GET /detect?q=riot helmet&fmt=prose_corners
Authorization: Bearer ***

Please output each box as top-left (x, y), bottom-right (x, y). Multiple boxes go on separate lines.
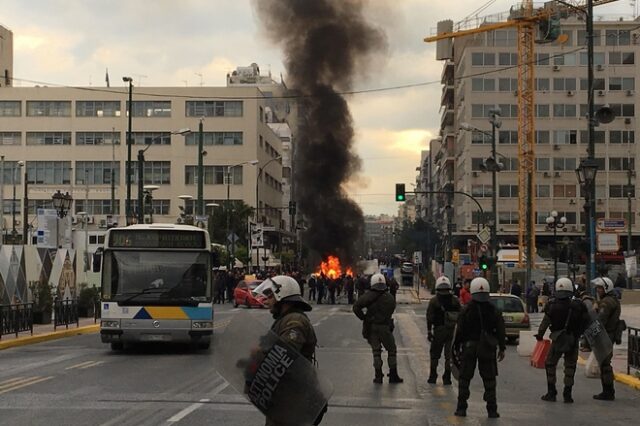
top-left (370, 273), bottom-right (388, 291)
top-left (470, 277), bottom-right (490, 302)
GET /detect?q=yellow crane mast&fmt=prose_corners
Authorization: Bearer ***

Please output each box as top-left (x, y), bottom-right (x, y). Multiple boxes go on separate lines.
top-left (425, 0), bottom-right (619, 267)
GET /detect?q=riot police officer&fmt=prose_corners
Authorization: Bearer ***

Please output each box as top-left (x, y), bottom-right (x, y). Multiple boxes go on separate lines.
top-left (353, 273), bottom-right (403, 384)
top-left (426, 276), bottom-right (461, 385)
top-left (592, 277), bottom-right (621, 401)
top-left (535, 277), bottom-right (589, 403)
top-left (453, 277), bottom-right (506, 418)
top-left (255, 275), bottom-right (327, 425)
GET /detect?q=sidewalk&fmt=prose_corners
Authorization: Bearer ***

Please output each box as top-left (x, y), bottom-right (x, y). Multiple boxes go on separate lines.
top-left (577, 304), bottom-right (640, 390)
top-left (0, 317), bottom-right (99, 351)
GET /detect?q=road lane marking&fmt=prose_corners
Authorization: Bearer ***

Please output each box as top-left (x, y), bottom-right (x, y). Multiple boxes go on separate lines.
top-left (66, 361), bottom-right (97, 370)
top-left (79, 361), bottom-right (106, 369)
top-left (0, 377), bottom-right (29, 390)
top-left (165, 381), bottom-right (229, 423)
top-left (0, 376), bottom-right (53, 395)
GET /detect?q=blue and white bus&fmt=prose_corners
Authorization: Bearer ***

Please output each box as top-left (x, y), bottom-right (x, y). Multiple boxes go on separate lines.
top-left (98, 224), bottom-right (213, 350)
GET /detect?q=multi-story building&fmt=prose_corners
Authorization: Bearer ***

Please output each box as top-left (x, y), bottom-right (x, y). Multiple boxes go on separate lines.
top-left (428, 13), bottom-right (639, 259)
top-left (0, 24), bottom-right (12, 87)
top-left (0, 83), bottom-right (286, 244)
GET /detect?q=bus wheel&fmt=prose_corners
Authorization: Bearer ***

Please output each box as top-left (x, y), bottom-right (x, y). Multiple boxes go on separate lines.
top-left (110, 342), bottom-right (124, 351)
top-left (198, 341), bottom-right (211, 350)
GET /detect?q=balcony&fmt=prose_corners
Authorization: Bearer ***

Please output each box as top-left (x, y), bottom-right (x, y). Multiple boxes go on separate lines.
top-left (441, 60), bottom-right (454, 85)
top-left (441, 83), bottom-right (454, 108)
top-left (440, 107), bottom-right (454, 127)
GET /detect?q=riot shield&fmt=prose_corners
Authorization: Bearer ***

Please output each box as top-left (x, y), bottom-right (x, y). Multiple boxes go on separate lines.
top-left (583, 319), bottom-right (613, 364)
top-left (213, 316), bottom-right (333, 426)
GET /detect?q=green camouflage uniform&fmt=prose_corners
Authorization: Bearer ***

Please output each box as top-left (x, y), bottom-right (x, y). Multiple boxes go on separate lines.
top-left (353, 289), bottom-right (397, 370)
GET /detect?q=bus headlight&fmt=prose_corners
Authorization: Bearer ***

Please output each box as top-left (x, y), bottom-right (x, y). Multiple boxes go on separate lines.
top-left (101, 320), bottom-right (120, 329)
top-left (192, 321), bottom-right (213, 329)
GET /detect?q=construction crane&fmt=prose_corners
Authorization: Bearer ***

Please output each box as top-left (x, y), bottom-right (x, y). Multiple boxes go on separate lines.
top-left (425, 0), bottom-right (619, 268)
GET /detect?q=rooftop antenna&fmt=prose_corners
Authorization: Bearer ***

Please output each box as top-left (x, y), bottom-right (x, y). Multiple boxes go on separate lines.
top-left (133, 74), bottom-right (148, 86)
top-left (195, 72), bottom-right (204, 86)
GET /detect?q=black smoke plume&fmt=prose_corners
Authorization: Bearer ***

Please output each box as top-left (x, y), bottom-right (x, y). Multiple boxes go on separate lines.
top-left (254, 0), bottom-right (386, 265)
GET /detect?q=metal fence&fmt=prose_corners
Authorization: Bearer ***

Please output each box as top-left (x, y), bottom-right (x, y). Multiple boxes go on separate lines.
top-left (0, 303), bottom-right (34, 340)
top-left (629, 326), bottom-right (640, 375)
top-left (53, 299), bottom-right (79, 331)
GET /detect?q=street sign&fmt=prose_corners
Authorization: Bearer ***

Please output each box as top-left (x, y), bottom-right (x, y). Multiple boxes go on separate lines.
top-left (477, 227), bottom-right (491, 244)
top-left (597, 219), bottom-right (626, 230)
top-left (596, 233), bottom-right (620, 252)
top-left (227, 232), bottom-right (240, 244)
top-left (625, 250), bottom-right (637, 278)
top-left (262, 226), bottom-right (276, 232)
top-left (412, 251), bottom-right (422, 265)
top-left (451, 249), bottom-right (459, 264)
top-left (251, 224), bottom-right (264, 247)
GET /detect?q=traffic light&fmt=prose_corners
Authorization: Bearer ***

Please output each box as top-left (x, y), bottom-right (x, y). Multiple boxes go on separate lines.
top-left (479, 254), bottom-right (489, 271)
top-left (395, 183), bottom-right (406, 202)
top-left (288, 201), bottom-right (297, 216)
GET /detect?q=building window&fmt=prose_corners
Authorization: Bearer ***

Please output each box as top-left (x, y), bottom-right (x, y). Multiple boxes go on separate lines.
top-left (184, 165), bottom-right (243, 185)
top-left (0, 101), bottom-right (21, 116)
top-left (489, 30), bottom-right (517, 47)
top-left (536, 185), bottom-right (550, 198)
top-left (610, 184), bottom-right (635, 198)
top-left (26, 161), bottom-right (72, 184)
top-left (2, 162), bottom-right (23, 184)
top-left (498, 130), bottom-right (517, 144)
top-left (471, 184), bottom-right (493, 198)
top-left (609, 51), bottom-right (634, 65)
top-left (129, 101), bottom-right (171, 117)
top-left (553, 157), bottom-right (577, 171)
top-left (185, 131), bottom-right (243, 146)
top-left (0, 132), bottom-right (21, 145)
top-left (76, 132), bottom-right (121, 145)
top-left (498, 78), bottom-right (517, 92)
top-left (553, 130), bottom-right (578, 144)
top-left (27, 199), bottom-right (54, 215)
top-left (536, 130), bottom-right (550, 144)
top-left (498, 211), bottom-right (519, 225)
top-left (582, 131), bottom-right (607, 145)
top-left (185, 100), bottom-right (243, 117)
top-left (609, 77), bottom-right (635, 91)
top-left (536, 158), bottom-right (550, 171)
top-left (76, 101), bottom-right (121, 117)
top-left (553, 53), bottom-right (576, 66)
top-left (610, 211), bottom-right (635, 225)
top-left (535, 78), bottom-right (550, 91)
top-left (579, 52), bottom-right (605, 65)
top-left (578, 29), bottom-right (601, 46)
top-left (471, 130), bottom-right (491, 144)
top-left (75, 200), bottom-right (120, 215)
top-left (2, 200), bottom-right (21, 215)
top-left (609, 157), bottom-right (635, 171)
top-left (609, 103), bottom-right (635, 117)
top-left (498, 185), bottom-right (518, 198)
top-left (503, 158), bottom-right (519, 171)
top-left (150, 199), bottom-right (170, 215)
top-left (471, 52), bottom-right (495, 66)
top-left (131, 161), bottom-right (171, 185)
top-left (605, 29), bottom-right (630, 46)
top-left (609, 130), bottom-right (634, 144)
top-left (553, 78), bottom-right (577, 91)
top-left (75, 161), bottom-right (120, 185)
top-left (580, 78), bottom-right (605, 91)
top-left (498, 52), bottom-right (518, 66)
top-left (535, 104), bottom-right (550, 118)
top-left (26, 132), bottom-right (71, 145)
top-left (471, 158), bottom-right (484, 171)
top-left (472, 78), bottom-right (496, 91)
top-left (553, 184), bottom-right (577, 198)
top-left (536, 53), bottom-right (550, 66)
top-left (132, 132), bottom-right (171, 146)
top-left (553, 104), bottom-right (577, 118)
top-left (26, 101), bottom-right (71, 117)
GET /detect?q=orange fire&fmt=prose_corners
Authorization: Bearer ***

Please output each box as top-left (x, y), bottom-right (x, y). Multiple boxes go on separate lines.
top-left (317, 255), bottom-right (353, 279)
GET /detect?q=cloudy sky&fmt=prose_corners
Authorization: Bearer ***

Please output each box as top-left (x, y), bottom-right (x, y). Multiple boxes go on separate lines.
top-left (2, 0), bottom-right (633, 215)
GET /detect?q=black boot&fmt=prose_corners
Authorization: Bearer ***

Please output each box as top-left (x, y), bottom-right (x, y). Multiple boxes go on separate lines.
top-left (373, 368), bottom-right (383, 384)
top-left (541, 383), bottom-right (557, 402)
top-left (487, 403), bottom-right (500, 418)
top-left (563, 386), bottom-right (574, 403)
top-left (388, 368), bottom-right (404, 384)
top-left (427, 364), bottom-right (438, 384)
top-left (454, 401), bottom-right (467, 417)
top-left (442, 369), bottom-right (452, 385)
top-left (593, 384), bottom-right (615, 401)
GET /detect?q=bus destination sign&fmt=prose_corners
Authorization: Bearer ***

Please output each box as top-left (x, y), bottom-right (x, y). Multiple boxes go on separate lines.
top-left (109, 230), bottom-right (206, 249)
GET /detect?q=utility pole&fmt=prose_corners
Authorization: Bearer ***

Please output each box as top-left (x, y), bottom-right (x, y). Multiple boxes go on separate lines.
top-left (586, 0), bottom-right (597, 284)
top-left (111, 127), bottom-right (116, 223)
top-left (628, 166), bottom-right (634, 289)
top-left (197, 118), bottom-right (204, 216)
top-left (489, 108), bottom-right (502, 292)
top-left (123, 77), bottom-right (133, 225)
top-left (22, 170), bottom-right (28, 245)
top-left (0, 156), bottom-right (4, 243)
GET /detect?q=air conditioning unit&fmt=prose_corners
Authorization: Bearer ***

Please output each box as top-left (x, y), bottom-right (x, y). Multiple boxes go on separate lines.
top-left (554, 171), bottom-right (561, 177)
top-left (597, 198), bottom-right (604, 204)
top-left (98, 219), bottom-right (107, 229)
top-left (72, 216), bottom-right (78, 225)
top-left (87, 216), bottom-right (95, 224)
top-left (625, 117), bottom-right (632, 124)
top-left (596, 64), bottom-right (604, 71)
top-left (513, 90), bottom-right (518, 96)
top-left (597, 90), bottom-right (605, 96)
top-left (567, 90), bottom-right (574, 96)
top-left (627, 89), bottom-right (635, 96)
top-left (569, 199), bottom-right (576, 205)
top-left (176, 217), bottom-right (184, 224)
top-left (472, 171), bottom-right (479, 177)
top-left (553, 65), bottom-right (561, 71)
top-left (543, 171), bottom-right (550, 177)
top-left (553, 144), bottom-right (561, 150)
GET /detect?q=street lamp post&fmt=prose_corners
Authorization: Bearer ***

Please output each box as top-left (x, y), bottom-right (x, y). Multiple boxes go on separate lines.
top-left (12, 161), bottom-right (23, 243)
top-left (137, 129), bottom-right (191, 223)
top-left (255, 157), bottom-right (281, 271)
top-left (123, 76), bottom-right (133, 225)
top-left (197, 118), bottom-right (205, 217)
top-left (576, 158), bottom-right (599, 290)
top-left (178, 195), bottom-right (193, 225)
top-left (51, 190), bottom-right (73, 248)
top-left (546, 211), bottom-right (567, 283)
top-left (206, 202), bottom-right (220, 244)
top-left (627, 167), bottom-right (634, 289)
top-left (143, 185), bottom-right (159, 224)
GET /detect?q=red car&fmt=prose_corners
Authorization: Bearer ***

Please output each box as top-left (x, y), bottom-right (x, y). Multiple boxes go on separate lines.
top-left (233, 280), bottom-right (267, 308)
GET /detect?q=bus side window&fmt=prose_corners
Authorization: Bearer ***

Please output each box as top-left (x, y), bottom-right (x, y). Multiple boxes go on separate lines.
top-left (93, 248), bottom-right (104, 273)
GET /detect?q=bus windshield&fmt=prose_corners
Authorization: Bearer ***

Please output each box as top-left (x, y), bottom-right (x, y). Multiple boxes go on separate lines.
top-left (103, 251), bottom-right (210, 305)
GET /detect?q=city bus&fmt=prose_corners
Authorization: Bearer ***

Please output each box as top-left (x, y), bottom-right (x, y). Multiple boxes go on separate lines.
top-left (98, 224), bottom-right (214, 350)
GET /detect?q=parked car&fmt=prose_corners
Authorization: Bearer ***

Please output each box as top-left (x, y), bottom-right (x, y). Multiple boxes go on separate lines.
top-left (233, 280), bottom-right (267, 308)
top-left (400, 262), bottom-right (414, 275)
top-left (489, 293), bottom-right (530, 343)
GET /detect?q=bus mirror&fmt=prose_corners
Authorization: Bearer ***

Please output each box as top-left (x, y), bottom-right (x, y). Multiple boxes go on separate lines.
top-left (92, 248), bottom-right (103, 273)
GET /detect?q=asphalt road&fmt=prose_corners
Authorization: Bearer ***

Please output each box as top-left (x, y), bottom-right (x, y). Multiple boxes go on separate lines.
top-left (0, 299), bottom-right (638, 425)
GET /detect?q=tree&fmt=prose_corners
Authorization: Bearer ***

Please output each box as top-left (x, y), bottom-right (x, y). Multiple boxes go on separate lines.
top-left (395, 218), bottom-right (444, 264)
top-left (207, 201), bottom-right (254, 248)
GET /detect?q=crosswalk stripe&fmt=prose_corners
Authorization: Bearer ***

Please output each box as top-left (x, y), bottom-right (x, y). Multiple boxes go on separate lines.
top-left (0, 376), bottom-right (53, 395)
